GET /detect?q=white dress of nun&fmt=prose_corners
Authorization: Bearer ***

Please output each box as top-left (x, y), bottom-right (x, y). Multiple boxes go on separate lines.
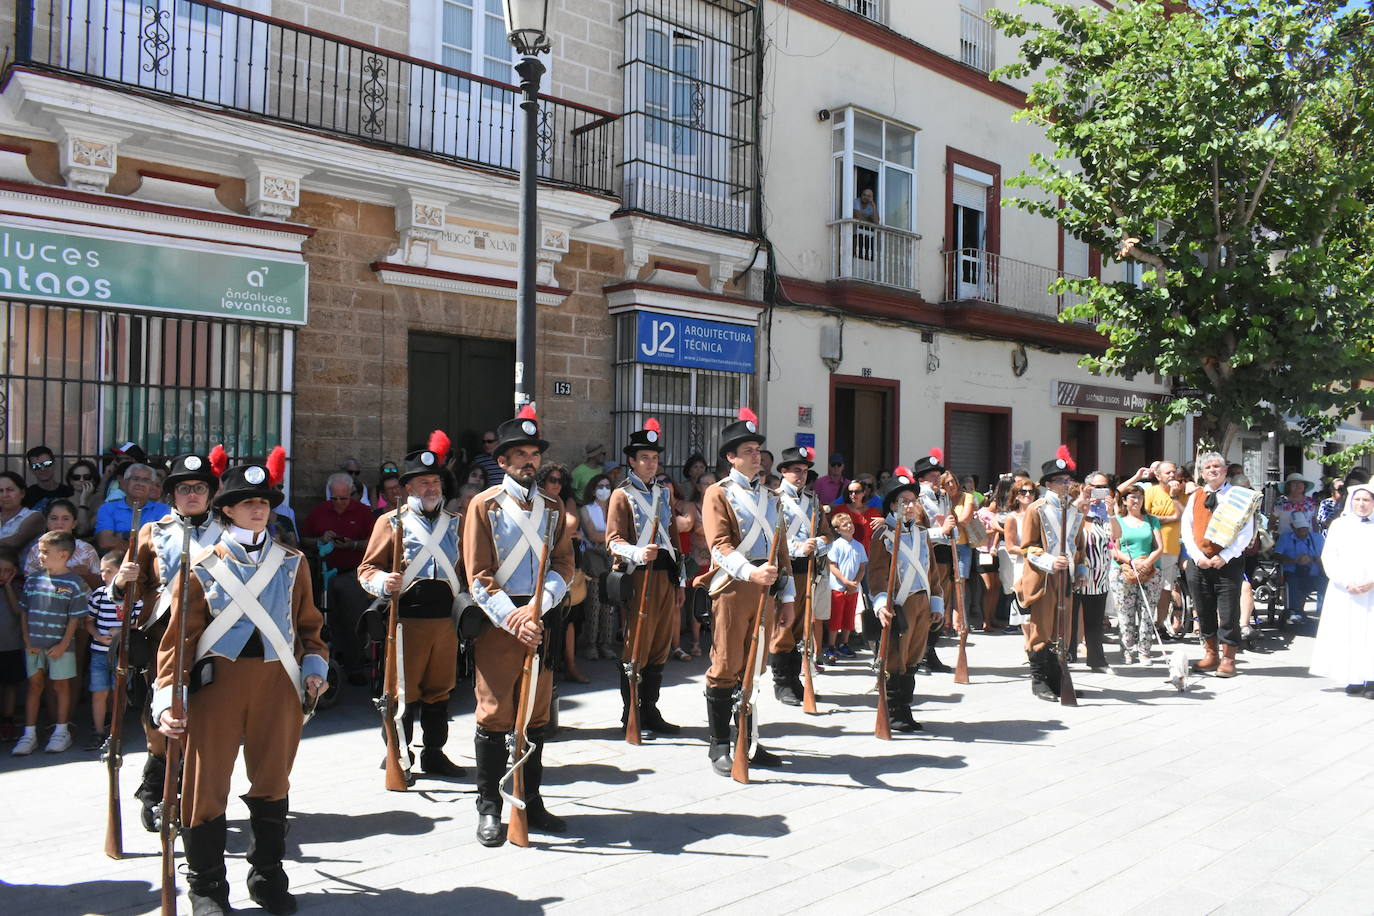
top-left (1309, 484), bottom-right (1374, 686)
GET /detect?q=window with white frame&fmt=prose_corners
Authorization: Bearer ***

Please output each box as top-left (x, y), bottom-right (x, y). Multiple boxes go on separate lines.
top-left (439, 0), bottom-right (514, 83)
top-left (831, 108), bottom-right (918, 231)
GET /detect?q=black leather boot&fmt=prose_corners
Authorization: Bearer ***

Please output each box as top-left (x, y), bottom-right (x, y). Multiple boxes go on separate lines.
top-left (892, 673), bottom-right (922, 732)
top-left (639, 664), bottom-right (680, 735)
top-left (771, 653), bottom-right (801, 706)
top-left (924, 639), bottom-right (952, 674)
top-left (473, 727), bottom-right (508, 847)
top-left (418, 701), bottom-right (465, 777)
top-left (705, 686), bottom-right (734, 776)
top-left (1029, 650), bottom-right (1056, 701)
top-left (135, 752), bottom-right (166, 832)
top-left (618, 667), bottom-right (635, 728)
top-left (244, 796), bottom-right (295, 915)
top-left (522, 726), bottom-right (566, 833)
top-left (183, 814), bottom-right (233, 916)
top-left (786, 649), bottom-right (805, 702)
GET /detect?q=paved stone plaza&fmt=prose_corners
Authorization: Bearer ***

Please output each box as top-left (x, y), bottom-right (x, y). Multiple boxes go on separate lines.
top-left (4, 610), bottom-right (1372, 916)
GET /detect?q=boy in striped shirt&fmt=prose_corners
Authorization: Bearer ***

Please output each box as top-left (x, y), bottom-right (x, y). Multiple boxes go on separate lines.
top-left (14, 531), bottom-right (89, 756)
top-left (86, 551), bottom-right (140, 750)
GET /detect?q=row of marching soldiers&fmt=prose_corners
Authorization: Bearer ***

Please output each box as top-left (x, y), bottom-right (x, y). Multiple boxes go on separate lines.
top-left (109, 405), bottom-right (1091, 916)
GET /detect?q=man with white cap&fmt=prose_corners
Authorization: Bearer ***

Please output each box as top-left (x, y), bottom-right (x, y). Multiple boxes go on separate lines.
top-left (1273, 510), bottom-right (1326, 623)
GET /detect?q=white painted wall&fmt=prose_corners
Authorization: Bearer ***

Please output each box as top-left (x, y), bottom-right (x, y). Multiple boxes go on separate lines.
top-left (763, 307), bottom-right (1183, 478)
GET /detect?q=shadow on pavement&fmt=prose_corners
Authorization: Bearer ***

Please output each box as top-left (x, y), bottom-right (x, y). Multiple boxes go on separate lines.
top-left (302, 876), bottom-right (562, 914)
top-left (768, 750), bottom-right (968, 790)
top-left (1, 878), bottom-right (159, 914)
top-left (286, 809), bottom-right (454, 846)
top-left (542, 762), bottom-right (653, 787)
top-left (558, 806), bottom-right (788, 855)
top-left (922, 717), bottom-right (1068, 744)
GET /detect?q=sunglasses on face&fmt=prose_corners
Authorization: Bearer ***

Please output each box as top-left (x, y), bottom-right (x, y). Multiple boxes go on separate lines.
top-left (1018, 489), bottom-right (1035, 495)
top-left (30, 459), bottom-right (54, 470)
top-left (483, 438), bottom-right (497, 444)
top-left (175, 483), bottom-right (210, 496)
top-left (546, 476), bottom-right (565, 484)
top-left (70, 473), bottom-right (93, 481)
top-left (346, 469), bottom-right (361, 476)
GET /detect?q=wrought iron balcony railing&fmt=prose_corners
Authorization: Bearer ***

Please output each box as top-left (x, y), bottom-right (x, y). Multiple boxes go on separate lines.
top-left (959, 8), bottom-right (996, 73)
top-left (942, 248), bottom-right (1088, 319)
top-left (828, 0), bottom-right (887, 24)
top-left (830, 219), bottom-right (920, 291)
top-left (11, 0), bottom-right (618, 196)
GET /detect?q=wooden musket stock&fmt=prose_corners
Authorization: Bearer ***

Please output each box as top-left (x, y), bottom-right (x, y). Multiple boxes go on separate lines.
top-left (160, 520), bottom-right (192, 915)
top-left (381, 510), bottom-right (410, 792)
top-left (104, 505), bottom-right (142, 859)
top-left (624, 516), bottom-right (660, 745)
top-left (508, 510), bottom-right (556, 848)
top-left (732, 511), bottom-right (788, 783)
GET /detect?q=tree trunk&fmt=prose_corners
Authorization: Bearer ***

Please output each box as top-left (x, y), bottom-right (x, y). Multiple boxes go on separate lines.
top-left (1193, 412), bottom-right (1237, 465)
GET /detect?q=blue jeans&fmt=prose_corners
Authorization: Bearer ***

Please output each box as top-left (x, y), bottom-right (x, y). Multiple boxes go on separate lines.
top-left (1284, 569), bottom-right (1326, 615)
top-left (955, 544), bottom-right (972, 579)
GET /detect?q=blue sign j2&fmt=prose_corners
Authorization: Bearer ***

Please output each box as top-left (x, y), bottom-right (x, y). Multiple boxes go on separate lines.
top-left (635, 311), bottom-right (756, 373)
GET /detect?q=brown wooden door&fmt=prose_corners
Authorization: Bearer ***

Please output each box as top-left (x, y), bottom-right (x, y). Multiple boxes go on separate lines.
top-left (408, 332), bottom-right (513, 465)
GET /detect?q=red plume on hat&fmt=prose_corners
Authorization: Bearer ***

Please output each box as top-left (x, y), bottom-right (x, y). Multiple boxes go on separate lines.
top-left (1056, 444), bottom-right (1077, 472)
top-left (644, 417), bottom-right (661, 434)
top-left (426, 430), bottom-right (451, 465)
top-left (265, 446), bottom-right (287, 486)
top-left (929, 447), bottom-right (944, 465)
top-left (737, 407), bottom-right (758, 424)
top-left (894, 465), bottom-right (913, 481)
top-left (208, 444), bottom-right (228, 478)
top-left (517, 404), bottom-right (538, 422)
top-left (801, 446), bottom-right (813, 461)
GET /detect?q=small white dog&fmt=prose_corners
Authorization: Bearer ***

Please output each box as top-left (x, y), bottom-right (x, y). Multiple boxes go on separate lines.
top-left (1167, 648), bottom-right (1189, 692)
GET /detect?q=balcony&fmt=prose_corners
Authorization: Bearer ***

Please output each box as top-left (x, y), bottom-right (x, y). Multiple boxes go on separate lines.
top-left (828, 0), bottom-right (888, 24)
top-left (959, 9), bottom-right (996, 73)
top-left (941, 249), bottom-right (1088, 319)
top-left (10, 0), bottom-right (618, 196)
top-left (831, 220), bottom-right (920, 291)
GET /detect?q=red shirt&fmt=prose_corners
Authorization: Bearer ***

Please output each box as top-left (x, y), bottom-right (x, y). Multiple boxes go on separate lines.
top-left (831, 503), bottom-right (883, 552)
top-left (302, 498), bottom-right (376, 571)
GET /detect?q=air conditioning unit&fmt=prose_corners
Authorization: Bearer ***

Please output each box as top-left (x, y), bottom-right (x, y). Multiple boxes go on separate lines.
top-left (625, 177), bottom-right (751, 235)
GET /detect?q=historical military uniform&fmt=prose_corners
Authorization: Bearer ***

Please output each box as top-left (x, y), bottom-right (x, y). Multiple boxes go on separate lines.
top-left (695, 410), bottom-right (796, 776)
top-left (1015, 453), bottom-right (1085, 701)
top-left (607, 419), bottom-right (683, 736)
top-left (153, 456), bottom-right (328, 916)
top-left (769, 446), bottom-right (829, 706)
top-left (358, 437), bottom-right (466, 777)
top-left (462, 408), bottom-right (575, 847)
top-left (111, 451), bottom-right (223, 832)
top-left (913, 452), bottom-right (953, 673)
top-left (868, 470), bottom-right (937, 732)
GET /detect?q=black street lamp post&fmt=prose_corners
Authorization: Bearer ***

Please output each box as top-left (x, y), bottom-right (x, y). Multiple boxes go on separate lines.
top-left (503, 0), bottom-right (552, 410)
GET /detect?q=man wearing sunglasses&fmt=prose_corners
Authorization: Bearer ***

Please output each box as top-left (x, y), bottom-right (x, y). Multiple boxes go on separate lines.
top-left (112, 451), bottom-right (225, 831)
top-left (470, 431), bottom-right (505, 489)
top-left (22, 446), bottom-right (73, 513)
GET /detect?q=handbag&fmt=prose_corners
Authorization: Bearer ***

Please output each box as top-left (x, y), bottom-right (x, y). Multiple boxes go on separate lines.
top-left (579, 542), bottom-right (612, 579)
top-left (568, 569), bottom-right (588, 606)
top-left (1121, 561), bottom-right (1158, 584)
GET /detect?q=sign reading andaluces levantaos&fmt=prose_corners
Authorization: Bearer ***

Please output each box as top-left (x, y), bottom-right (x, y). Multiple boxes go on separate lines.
top-left (0, 221), bottom-right (308, 324)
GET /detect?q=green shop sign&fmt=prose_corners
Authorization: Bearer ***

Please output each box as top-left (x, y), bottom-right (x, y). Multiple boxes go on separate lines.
top-left (0, 221), bottom-right (308, 324)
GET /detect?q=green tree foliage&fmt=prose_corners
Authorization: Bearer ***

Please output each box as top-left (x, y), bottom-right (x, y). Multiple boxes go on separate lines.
top-left (989, 0), bottom-right (1374, 461)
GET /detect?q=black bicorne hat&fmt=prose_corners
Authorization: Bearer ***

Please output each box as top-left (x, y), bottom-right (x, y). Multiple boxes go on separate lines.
top-left (910, 448), bottom-right (945, 479)
top-left (776, 445), bottom-right (816, 471)
top-left (1039, 445), bottom-right (1080, 484)
top-left (401, 430), bottom-right (451, 483)
top-left (624, 417), bottom-right (666, 456)
top-left (164, 451), bottom-right (221, 494)
top-left (214, 446), bottom-right (285, 509)
top-left (719, 407), bottom-right (766, 459)
top-left (492, 406), bottom-right (550, 458)
top-left (879, 466), bottom-right (922, 514)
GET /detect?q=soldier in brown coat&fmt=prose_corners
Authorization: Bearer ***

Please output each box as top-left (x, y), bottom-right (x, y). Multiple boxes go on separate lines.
top-left (694, 409), bottom-right (796, 776)
top-left (1015, 449), bottom-right (1085, 701)
top-left (462, 407), bottom-right (575, 847)
top-left (607, 418), bottom-right (692, 736)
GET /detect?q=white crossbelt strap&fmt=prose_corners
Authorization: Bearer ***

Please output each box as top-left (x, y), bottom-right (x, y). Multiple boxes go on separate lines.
top-left (627, 486), bottom-right (670, 554)
top-left (195, 547), bottom-right (303, 702)
top-left (148, 523), bottom-right (223, 626)
top-left (731, 482), bottom-right (773, 558)
top-left (779, 490), bottom-right (808, 544)
top-left (895, 528), bottom-right (929, 602)
top-left (399, 510), bottom-right (461, 594)
top-left (493, 492), bottom-right (548, 589)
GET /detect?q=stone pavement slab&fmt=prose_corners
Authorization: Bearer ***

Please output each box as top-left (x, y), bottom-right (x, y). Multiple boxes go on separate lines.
top-left (2, 607), bottom-right (1372, 916)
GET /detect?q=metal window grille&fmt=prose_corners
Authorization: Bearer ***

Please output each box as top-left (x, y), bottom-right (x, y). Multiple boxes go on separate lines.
top-left (0, 299), bottom-right (292, 468)
top-left (829, 0), bottom-right (885, 23)
top-left (621, 0), bottom-right (760, 235)
top-left (612, 313), bottom-right (751, 476)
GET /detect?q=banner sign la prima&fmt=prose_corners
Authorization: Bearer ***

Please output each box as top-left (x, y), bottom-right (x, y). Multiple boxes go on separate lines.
top-left (0, 221), bottom-right (308, 324)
